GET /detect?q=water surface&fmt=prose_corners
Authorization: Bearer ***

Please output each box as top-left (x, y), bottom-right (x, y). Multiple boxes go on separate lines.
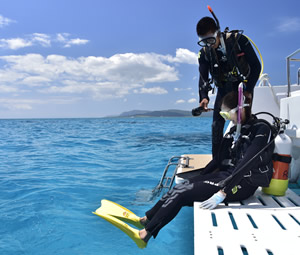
top-left (0, 117), bottom-right (212, 255)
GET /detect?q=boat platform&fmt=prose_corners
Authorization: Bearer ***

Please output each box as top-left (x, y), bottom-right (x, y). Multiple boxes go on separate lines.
top-left (156, 154), bottom-right (300, 254)
top-left (194, 188), bottom-right (300, 255)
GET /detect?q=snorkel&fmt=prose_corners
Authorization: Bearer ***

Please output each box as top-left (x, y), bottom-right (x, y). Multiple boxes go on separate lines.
top-left (207, 5), bottom-right (227, 57)
top-left (234, 83), bottom-right (244, 141)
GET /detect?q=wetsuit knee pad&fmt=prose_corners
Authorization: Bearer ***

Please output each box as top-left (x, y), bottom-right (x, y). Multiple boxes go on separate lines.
top-left (161, 181), bottom-right (194, 206)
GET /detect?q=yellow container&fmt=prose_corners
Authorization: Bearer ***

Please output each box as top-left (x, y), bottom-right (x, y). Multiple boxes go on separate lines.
top-left (262, 178), bottom-right (289, 196)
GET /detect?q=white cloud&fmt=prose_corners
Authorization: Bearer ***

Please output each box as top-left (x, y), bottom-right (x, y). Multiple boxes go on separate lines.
top-left (166, 48), bottom-right (198, 65)
top-left (31, 33), bottom-right (51, 47)
top-left (174, 87), bottom-right (192, 92)
top-left (56, 33), bottom-right (89, 48)
top-left (22, 76), bottom-right (51, 86)
top-left (0, 51), bottom-right (182, 100)
top-left (56, 33), bottom-right (70, 42)
top-left (64, 38), bottom-right (89, 48)
top-left (0, 69), bottom-right (27, 83)
top-left (41, 80), bottom-right (135, 100)
top-left (0, 85), bottom-right (18, 93)
top-left (0, 98), bottom-right (35, 110)
top-left (0, 38), bottom-right (32, 50)
top-left (0, 97), bottom-right (80, 111)
top-left (134, 87), bottom-right (168, 95)
top-left (277, 17), bottom-right (300, 33)
top-left (188, 98), bottom-right (197, 103)
top-left (176, 99), bottom-right (185, 104)
top-left (0, 15), bottom-right (15, 28)
top-left (0, 48), bottom-right (198, 112)
top-left (0, 33), bottom-right (89, 50)
top-left (104, 53), bottom-right (178, 83)
top-left (12, 104), bottom-right (33, 110)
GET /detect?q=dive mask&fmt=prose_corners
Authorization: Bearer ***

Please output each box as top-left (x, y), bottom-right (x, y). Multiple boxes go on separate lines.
top-left (219, 107), bottom-right (238, 120)
top-left (197, 31), bottom-right (218, 47)
top-left (219, 104), bottom-right (250, 120)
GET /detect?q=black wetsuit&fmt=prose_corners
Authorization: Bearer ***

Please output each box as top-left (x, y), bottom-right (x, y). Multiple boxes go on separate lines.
top-left (145, 118), bottom-right (274, 238)
top-left (198, 34), bottom-right (261, 158)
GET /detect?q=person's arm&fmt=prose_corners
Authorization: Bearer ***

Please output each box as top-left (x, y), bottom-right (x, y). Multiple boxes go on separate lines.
top-left (223, 123), bottom-right (272, 194)
top-left (238, 35), bottom-right (261, 93)
top-left (198, 49), bottom-right (210, 105)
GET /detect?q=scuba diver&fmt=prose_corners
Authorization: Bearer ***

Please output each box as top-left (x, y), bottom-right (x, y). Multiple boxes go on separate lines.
top-left (94, 91), bottom-right (275, 248)
top-left (196, 12), bottom-right (261, 158)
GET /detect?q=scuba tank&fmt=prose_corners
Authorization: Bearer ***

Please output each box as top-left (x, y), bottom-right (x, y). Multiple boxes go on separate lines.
top-left (262, 130), bottom-right (292, 196)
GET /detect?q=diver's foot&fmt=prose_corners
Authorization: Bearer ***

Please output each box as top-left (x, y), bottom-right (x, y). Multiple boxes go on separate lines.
top-left (139, 229), bottom-right (151, 243)
top-left (139, 216), bottom-right (149, 227)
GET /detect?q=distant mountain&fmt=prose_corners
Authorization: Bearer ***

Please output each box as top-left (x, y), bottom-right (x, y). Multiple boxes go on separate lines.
top-left (116, 109), bottom-right (213, 117)
top-left (119, 110), bottom-right (151, 117)
top-left (132, 109), bottom-right (192, 117)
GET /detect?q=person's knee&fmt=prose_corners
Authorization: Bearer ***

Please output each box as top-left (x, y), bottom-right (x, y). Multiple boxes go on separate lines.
top-left (162, 182), bottom-right (194, 207)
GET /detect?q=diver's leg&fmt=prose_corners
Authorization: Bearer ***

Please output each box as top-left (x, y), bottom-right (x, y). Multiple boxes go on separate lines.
top-left (145, 178), bottom-right (222, 238)
top-left (145, 172), bottom-right (226, 223)
top-left (145, 179), bottom-right (199, 221)
top-left (212, 92), bottom-right (225, 158)
top-left (145, 199), bottom-right (165, 221)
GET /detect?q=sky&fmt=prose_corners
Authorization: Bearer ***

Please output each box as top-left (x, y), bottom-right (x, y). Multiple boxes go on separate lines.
top-left (0, 0), bottom-right (299, 118)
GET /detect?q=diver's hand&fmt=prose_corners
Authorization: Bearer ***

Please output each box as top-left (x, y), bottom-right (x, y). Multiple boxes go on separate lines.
top-left (199, 99), bottom-right (209, 111)
top-left (199, 190), bottom-right (226, 210)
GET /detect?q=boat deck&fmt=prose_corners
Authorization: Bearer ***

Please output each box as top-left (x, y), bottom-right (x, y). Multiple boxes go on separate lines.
top-left (194, 188), bottom-right (300, 255)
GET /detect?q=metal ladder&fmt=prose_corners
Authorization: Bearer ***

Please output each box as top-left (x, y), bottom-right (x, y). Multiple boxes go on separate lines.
top-left (152, 156), bottom-right (191, 198)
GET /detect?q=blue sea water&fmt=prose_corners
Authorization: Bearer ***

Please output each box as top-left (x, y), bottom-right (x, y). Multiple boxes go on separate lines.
top-left (0, 117), bottom-right (213, 255)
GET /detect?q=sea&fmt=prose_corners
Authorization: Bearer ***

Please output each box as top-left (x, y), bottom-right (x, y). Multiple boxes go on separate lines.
top-left (0, 117), bottom-right (213, 255)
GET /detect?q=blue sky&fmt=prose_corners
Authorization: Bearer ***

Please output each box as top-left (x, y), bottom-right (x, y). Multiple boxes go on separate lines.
top-left (0, 0), bottom-right (299, 118)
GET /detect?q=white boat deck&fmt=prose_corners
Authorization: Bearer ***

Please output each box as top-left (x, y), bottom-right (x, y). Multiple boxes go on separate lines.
top-left (194, 188), bottom-right (300, 255)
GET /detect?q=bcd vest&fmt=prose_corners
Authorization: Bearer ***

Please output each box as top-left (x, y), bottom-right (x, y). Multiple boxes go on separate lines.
top-left (217, 118), bottom-right (275, 187)
top-left (204, 32), bottom-right (250, 88)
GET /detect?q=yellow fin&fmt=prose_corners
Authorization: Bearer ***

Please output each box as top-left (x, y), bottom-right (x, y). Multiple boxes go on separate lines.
top-left (93, 210), bottom-right (147, 249)
top-left (94, 199), bottom-right (144, 229)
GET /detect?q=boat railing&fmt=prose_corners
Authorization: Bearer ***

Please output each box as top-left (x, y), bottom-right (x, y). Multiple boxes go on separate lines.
top-left (287, 48), bottom-right (300, 96)
top-left (257, 73), bottom-right (280, 106)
